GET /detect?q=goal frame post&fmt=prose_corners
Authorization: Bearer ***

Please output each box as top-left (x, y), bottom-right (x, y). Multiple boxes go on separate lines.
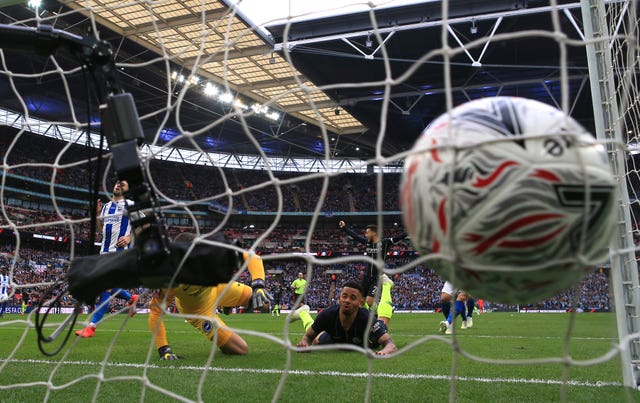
top-left (581, 0), bottom-right (640, 389)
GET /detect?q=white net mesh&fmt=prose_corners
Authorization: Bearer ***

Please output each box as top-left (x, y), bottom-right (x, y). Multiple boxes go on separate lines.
top-left (600, 0), bottom-right (640, 388)
top-left (0, 0), bottom-right (638, 401)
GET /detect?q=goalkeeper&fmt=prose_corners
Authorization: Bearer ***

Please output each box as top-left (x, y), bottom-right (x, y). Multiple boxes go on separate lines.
top-left (150, 233), bottom-right (272, 359)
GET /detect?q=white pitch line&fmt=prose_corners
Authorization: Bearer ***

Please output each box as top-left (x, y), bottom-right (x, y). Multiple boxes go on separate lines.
top-left (0, 358), bottom-right (622, 389)
top-left (403, 334), bottom-right (617, 341)
top-left (0, 326), bottom-right (617, 341)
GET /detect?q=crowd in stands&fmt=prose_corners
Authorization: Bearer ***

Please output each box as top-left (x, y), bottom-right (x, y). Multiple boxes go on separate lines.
top-left (0, 203), bottom-right (410, 257)
top-left (0, 206), bottom-right (91, 242)
top-left (518, 270), bottom-right (611, 311)
top-left (0, 240), bottom-right (613, 315)
top-left (225, 225), bottom-right (408, 255)
top-left (1, 132), bottom-right (408, 258)
top-left (0, 245), bottom-right (151, 311)
top-left (263, 260), bottom-right (612, 312)
top-left (0, 131), bottom-right (620, 316)
top-left (1, 131), bottom-right (401, 214)
top-left (0, 245), bottom-right (71, 309)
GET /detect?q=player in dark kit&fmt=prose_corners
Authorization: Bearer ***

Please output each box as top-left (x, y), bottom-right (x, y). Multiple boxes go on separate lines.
top-left (338, 221), bottom-right (407, 326)
top-left (294, 281), bottom-right (396, 355)
top-left (270, 281), bottom-right (282, 317)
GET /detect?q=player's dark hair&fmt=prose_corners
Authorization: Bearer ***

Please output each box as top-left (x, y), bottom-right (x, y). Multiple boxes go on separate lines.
top-left (342, 280), bottom-right (364, 296)
top-left (365, 224), bottom-right (377, 233)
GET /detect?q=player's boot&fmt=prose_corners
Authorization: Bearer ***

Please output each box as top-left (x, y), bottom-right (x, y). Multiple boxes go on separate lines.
top-left (290, 304), bottom-right (310, 321)
top-left (445, 322), bottom-right (453, 335)
top-left (461, 320), bottom-right (468, 330)
top-left (380, 273), bottom-right (395, 288)
top-left (467, 317), bottom-right (473, 328)
top-left (75, 325), bottom-right (96, 338)
top-left (439, 320), bottom-right (448, 334)
top-left (126, 295), bottom-right (139, 317)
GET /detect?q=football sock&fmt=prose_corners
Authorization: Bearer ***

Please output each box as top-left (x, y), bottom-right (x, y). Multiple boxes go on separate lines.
top-left (299, 310), bottom-right (314, 331)
top-left (466, 298), bottom-right (475, 318)
top-left (441, 300), bottom-right (451, 320)
top-left (91, 288), bottom-right (131, 327)
top-left (448, 300), bottom-right (467, 324)
top-left (112, 288), bottom-right (132, 301)
top-left (446, 304), bottom-right (455, 324)
top-left (90, 291), bottom-right (112, 325)
top-left (91, 288), bottom-right (133, 325)
top-left (377, 282), bottom-right (393, 320)
top-left (457, 300), bottom-right (467, 321)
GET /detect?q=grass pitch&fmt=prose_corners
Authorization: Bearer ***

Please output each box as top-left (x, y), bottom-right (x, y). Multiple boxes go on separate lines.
top-left (0, 311), bottom-right (638, 402)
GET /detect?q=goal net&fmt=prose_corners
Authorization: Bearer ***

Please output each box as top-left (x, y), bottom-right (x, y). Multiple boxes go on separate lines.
top-left (0, 0), bottom-right (638, 401)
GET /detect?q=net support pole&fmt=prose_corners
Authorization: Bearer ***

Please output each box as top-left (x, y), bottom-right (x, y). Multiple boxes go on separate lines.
top-left (581, 0), bottom-right (640, 389)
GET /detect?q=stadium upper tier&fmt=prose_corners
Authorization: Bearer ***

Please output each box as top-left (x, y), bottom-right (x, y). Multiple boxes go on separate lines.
top-left (0, 129), bottom-right (401, 214)
top-left (0, 202), bottom-right (409, 255)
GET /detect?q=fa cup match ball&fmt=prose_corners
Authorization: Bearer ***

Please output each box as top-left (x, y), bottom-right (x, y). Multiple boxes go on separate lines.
top-left (400, 97), bottom-right (616, 303)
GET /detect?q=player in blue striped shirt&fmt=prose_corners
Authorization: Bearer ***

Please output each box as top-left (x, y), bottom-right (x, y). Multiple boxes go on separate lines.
top-left (76, 180), bottom-right (139, 338)
top-left (0, 268), bottom-right (9, 318)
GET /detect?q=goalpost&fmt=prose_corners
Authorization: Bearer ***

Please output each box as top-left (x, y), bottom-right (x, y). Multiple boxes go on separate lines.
top-left (581, 0), bottom-right (640, 388)
top-left (0, 0), bottom-right (640, 401)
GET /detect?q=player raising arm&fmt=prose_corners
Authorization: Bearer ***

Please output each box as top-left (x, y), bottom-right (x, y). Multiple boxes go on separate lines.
top-left (294, 280), bottom-right (396, 356)
top-left (338, 221), bottom-right (406, 326)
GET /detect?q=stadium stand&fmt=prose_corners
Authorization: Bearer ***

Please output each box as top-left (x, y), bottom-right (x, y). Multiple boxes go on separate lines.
top-left (0, 130), bottom-right (614, 314)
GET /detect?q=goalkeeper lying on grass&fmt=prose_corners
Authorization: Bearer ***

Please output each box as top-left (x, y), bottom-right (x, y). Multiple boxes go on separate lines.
top-left (149, 233), bottom-right (272, 359)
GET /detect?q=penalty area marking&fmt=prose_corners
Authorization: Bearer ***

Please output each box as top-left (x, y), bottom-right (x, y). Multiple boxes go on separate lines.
top-left (0, 358), bottom-right (622, 389)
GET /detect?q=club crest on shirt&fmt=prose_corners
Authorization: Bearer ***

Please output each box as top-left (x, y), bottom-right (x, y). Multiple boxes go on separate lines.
top-left (202, 320), bottom-right (213, 333)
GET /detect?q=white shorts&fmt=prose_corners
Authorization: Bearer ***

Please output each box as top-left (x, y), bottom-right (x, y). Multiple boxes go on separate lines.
top-left (0, 293), bottom-right (9, 303)
top-left (441, 281), bottom-right (456, 296)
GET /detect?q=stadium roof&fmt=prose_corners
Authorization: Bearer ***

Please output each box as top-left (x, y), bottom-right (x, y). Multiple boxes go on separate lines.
top-left (235, 0), bottom-right (432, 35)
top-left (62, 0), bottom-right (366, 134)
top-left (0, 0), bottom-right (605, 166)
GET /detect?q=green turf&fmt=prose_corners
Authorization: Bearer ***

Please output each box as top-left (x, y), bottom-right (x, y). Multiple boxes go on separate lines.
top-left (0, 312), bottom-right (638, 402)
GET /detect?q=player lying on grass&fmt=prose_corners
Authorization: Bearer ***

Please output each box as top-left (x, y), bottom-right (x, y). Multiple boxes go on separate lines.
top-left (293, 280), bottom-right (397, 355)
top-left (149, 233), bottom-right (272, 359)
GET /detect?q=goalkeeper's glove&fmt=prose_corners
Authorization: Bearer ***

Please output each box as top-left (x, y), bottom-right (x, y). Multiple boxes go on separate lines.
top-left (250, 279), bottom-right (273, 310)
top-left (158, 345), bottom-right (179, 360)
